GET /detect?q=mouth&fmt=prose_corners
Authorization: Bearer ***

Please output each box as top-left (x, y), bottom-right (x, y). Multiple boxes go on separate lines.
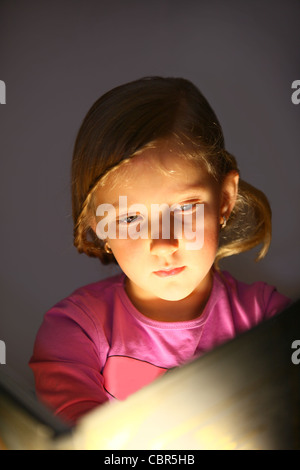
top-left (153, 266), bottom-right (186, 277)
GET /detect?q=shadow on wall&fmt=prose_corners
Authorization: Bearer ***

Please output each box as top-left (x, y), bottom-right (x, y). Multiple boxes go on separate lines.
top-left (220, 246), bottom-right (297, 301)
top-left (0, 275), bottom-right (46, 390)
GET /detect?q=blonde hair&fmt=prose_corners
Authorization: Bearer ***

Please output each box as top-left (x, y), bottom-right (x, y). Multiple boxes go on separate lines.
top-left (71, 77), bottom-right (271, 267)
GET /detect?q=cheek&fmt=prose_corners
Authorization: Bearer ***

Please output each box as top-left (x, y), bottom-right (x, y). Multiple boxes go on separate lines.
top-left (204, 212), bottom-right (220, 241)
top-left (203, 211), bottom-right (220, 256)
top-left (109, 239), bottom-right (145, 269)
top-left (182, 203), bottom-right (219, 254)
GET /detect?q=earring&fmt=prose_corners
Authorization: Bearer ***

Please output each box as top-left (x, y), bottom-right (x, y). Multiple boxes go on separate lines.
top-left (104, 241), bottom-right (113, 254)
top-left (221, 215), bottom-right (227, 229)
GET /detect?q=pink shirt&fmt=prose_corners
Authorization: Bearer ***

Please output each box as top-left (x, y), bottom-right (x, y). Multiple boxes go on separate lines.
top-left (29, 269), bottom-right (290, 425)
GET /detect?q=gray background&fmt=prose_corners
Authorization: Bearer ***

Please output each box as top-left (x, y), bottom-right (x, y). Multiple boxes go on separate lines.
top-left (0, 0), bottom-right (299, 388)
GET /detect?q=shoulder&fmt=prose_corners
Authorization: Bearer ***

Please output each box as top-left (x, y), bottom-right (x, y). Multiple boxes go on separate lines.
top-left (35, 272), bottom-right (126, 344)
top-left (67, 272), bottom-right (125, 312)
top-left (215, 269), bottom-right (291, 323)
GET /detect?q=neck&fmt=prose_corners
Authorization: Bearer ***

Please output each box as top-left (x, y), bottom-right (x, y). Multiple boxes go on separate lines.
top-left (125, 271), bottom-right (213, 322)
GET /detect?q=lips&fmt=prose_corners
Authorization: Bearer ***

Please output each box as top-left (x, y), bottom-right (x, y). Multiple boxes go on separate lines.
top-left (153, 266), bottom-right (186, 277)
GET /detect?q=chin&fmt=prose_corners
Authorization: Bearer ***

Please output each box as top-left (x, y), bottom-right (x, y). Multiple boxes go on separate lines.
top-left (156, 287), bottom-right (193, 302)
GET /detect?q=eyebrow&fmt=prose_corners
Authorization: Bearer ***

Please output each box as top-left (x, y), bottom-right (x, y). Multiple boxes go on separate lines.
top-left (111, 184), bottom-right (207, 208)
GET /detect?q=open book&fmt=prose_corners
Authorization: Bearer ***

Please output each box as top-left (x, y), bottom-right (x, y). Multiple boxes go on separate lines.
top-left (0, 298), bottom-right (300, 450)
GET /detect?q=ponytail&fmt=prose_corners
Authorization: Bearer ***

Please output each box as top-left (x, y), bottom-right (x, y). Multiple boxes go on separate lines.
top-left (215, 174), bottom-right (272, 268)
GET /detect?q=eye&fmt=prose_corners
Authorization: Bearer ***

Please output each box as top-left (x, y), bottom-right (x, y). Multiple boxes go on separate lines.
top-left (118, 214), bottom-right (141, 225)
top-left (173, 203), bottom-right (197, 214)
top-left (180, 203), bottom-right (194, 212)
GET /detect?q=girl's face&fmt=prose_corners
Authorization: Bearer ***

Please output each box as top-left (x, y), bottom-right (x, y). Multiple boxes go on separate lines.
top-left (92, 144), bottom-right (238, 316)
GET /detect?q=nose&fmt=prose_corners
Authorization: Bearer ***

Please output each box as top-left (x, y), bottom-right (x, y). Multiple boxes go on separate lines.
top-left (149, 210), bottom-right (179, 256)
top-left (150, 236), bottom-right (179, 256)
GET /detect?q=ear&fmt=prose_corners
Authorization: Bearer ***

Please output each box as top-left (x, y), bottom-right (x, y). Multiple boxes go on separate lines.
top-left (219, 170), bottom-right (239, 223)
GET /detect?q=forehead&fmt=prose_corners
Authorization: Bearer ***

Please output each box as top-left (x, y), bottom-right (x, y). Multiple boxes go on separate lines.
top-left (95, 144), bottom-right (214, 204)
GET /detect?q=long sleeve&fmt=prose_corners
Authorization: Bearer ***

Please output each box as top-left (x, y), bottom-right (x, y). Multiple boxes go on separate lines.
top-left (29, 299), bottom-right (110, 425)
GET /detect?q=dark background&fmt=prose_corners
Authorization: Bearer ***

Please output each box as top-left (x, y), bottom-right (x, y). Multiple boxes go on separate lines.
top-left (0, 0), bottom-right (299, 388)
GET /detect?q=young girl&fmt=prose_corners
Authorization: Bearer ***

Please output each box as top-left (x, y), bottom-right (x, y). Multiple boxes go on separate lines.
top-left (29, 77), bottom-right (290, 426)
